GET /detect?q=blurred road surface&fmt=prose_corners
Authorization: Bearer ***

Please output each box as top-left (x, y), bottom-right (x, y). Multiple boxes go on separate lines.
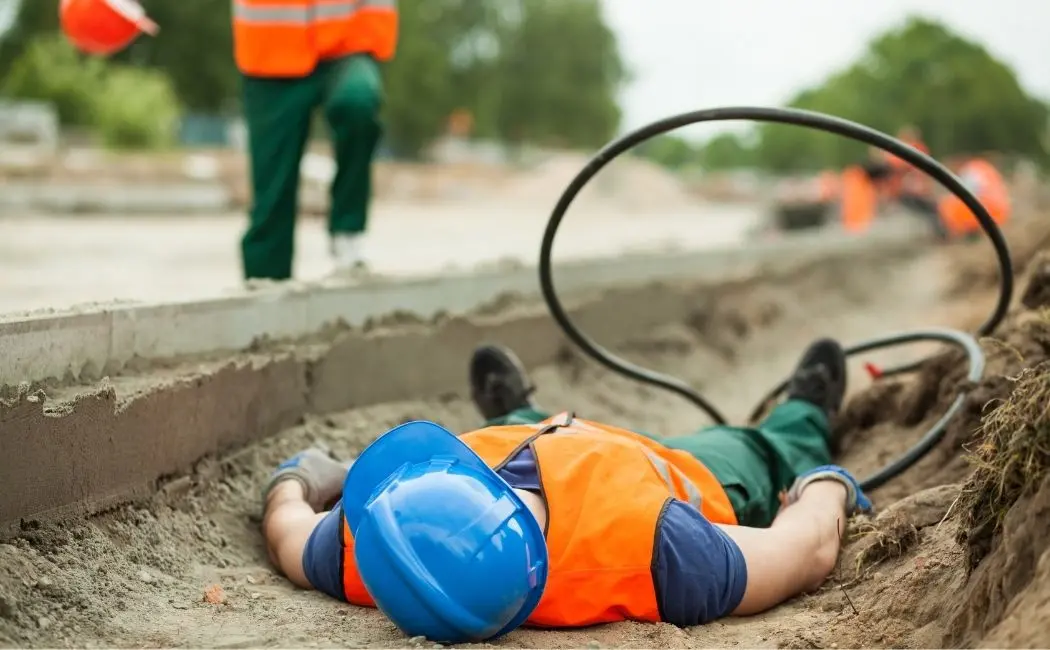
top-left (0, 199), bottom-right (764, 314)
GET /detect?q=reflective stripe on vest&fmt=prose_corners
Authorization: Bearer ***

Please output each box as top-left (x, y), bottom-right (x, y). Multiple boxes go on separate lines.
top-left (233, 0), bottom-right (394, 24)
top-left (232, 0), bottom-right (398, 77)
top-left (642, 449), bottom-right (704, 511)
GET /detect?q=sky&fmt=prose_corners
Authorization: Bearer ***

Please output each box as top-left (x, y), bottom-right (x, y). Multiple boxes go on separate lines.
top-left (0, 0), bottom-right (15, 36)
top-left (603, 0), bottom-right (1050, 137)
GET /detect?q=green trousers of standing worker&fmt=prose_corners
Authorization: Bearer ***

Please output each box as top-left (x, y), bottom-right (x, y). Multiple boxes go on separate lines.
top-left (241, 55), bottom-right (382, 280)
top-left (486, 399), bottom-right (832, 528)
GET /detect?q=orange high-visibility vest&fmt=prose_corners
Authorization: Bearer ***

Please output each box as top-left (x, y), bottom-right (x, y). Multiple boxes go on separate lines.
top-left (839, 165), bottom-right (878, 234)
top-left (938, 158), bottom-right (1010, 237)
top-left (338, 414), bottom-right (737, 626)
top-left (232, 0), bottom-right (398, 78)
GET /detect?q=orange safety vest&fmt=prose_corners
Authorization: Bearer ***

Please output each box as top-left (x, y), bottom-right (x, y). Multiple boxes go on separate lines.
top-left (338, 413), bottom-right (737, 626)
top-left (839, 165), bottom-right (878, 234)
top-left (937, 158), bottom-right (1010, 237)
top-left (232, 0), bottom-right (398, 78)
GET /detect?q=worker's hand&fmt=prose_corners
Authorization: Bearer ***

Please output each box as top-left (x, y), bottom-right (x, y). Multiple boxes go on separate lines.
top-left (263, 447), bottom-right (353, 511)
top-left (783, 465), bottom-right (873, 516)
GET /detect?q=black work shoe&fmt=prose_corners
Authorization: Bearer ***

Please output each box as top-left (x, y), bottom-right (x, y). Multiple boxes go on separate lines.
top-left (469, 344), bottom-right (538, 421)
top-left (786, 338), bottom-right (848, 420)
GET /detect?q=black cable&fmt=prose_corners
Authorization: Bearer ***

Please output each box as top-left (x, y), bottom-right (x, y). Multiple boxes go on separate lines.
top-left (537, 106), bottom-right (1013, 491)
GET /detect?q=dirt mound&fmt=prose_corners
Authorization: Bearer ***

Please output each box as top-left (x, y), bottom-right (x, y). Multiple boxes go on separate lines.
top-left (946, 217), bottom-right (1050, 302)
top-left (949, 355), bottom-right (1050, 647)
top-left (804, 243), bottom-right (1050, 648)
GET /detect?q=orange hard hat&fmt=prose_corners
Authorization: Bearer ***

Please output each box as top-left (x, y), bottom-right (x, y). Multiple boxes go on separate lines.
top-left (59, 0), bottom-right (159, 56)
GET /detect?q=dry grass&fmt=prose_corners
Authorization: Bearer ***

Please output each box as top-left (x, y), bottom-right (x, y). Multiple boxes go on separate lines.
top-left (959, 358), bottom-right (1050, 570)
top-left (850, 516), bottom-right (922, 574)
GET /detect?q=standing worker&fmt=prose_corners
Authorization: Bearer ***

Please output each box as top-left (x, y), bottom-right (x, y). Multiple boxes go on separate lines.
top-left (888, 126), bottom-right (941, 234)
top-left (232, 0), bottom-right (399, 280)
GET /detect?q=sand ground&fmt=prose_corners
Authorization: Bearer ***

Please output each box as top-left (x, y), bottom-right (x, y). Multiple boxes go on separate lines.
top-left (0, 228), bottom-right (998, 648)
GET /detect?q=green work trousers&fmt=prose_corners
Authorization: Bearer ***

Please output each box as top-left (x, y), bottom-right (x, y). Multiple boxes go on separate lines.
top-left (241, 55), bottom-right (383, 280)
top-left (487, 399), bottom-right (832, 528)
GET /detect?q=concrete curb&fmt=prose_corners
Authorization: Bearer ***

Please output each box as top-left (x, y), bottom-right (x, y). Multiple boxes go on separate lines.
top-left (0, 226), bottom-right (925, 535)
top-left (0, 226), bottom-right (921, 387)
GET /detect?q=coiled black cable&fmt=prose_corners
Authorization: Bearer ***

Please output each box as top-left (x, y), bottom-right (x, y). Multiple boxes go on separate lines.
top-left (537, 106), bottom-right (1013, 492)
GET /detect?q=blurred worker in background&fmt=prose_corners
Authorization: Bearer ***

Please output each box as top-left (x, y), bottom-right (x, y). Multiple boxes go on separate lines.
top-left (885, 126), bottom-right (941, 234)
top-left (874, 126), bottom-right (944, 238)
top-left (840, 147), bottom-right (891, 234)
top-left (260, 339), bottom-right (872, 644)
top-left (881, 125), bottom-right (930, 180)
top-left (846, 130), bottom-right (946, 239)
top-left (938, 153), bottom-right (1011, 240)
top-left (232, 0), bottom-right (399, 281)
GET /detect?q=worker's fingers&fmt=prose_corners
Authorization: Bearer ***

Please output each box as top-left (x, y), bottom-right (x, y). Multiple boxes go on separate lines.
top-left (139, 16), bottom-right (159, 35)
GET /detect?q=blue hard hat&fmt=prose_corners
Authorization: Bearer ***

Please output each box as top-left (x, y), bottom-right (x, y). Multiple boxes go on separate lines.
top-left (343, 420), bottom-right (548, 644)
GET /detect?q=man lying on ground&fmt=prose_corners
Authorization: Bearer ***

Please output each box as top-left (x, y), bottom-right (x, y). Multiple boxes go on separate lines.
top-left (260, 339), bottom-right (871, 643)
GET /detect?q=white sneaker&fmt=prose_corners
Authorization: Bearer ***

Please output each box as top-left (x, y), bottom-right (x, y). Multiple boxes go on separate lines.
top-left (331, 233), bottom-right (368, 273)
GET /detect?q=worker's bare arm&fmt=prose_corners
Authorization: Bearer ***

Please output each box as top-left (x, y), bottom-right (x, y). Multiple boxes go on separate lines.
top-left (262, 481), bottom-right (327, 589)
top-left (718, 480), bottom-right (848, 615)
top-left (260, 447), bottom-right (354, 591)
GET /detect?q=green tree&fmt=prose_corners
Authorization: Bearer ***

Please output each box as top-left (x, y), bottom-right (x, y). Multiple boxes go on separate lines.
top-left (633, 135), bottom-right (699, 170)
top-left (380, 0), bottom-right (459, 156)
top-left (92, 63), bottom-right (181, 148)
top-left (385, 0), bottom-right (627, 157)
top-left (753, 16), bottom-right (1049, 171)
top-left (3, 33), bottom-right (179, 149)
top-left (381, 0), bottom-right (528, 156)
top-left (0, 0), bottom-right (57, 76)
top-left (698, 132), bottom-right (756, 170)
top-left (2, 31), bottom-right (107, 126)
top-left (493, 0), bottom-right (627, 149)
top-left (0, 0), bottom-right (235, 113)
top-left (429, 0), bottom-right (517, 140)
top-left (112, 1), bottom-right (237, 113)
